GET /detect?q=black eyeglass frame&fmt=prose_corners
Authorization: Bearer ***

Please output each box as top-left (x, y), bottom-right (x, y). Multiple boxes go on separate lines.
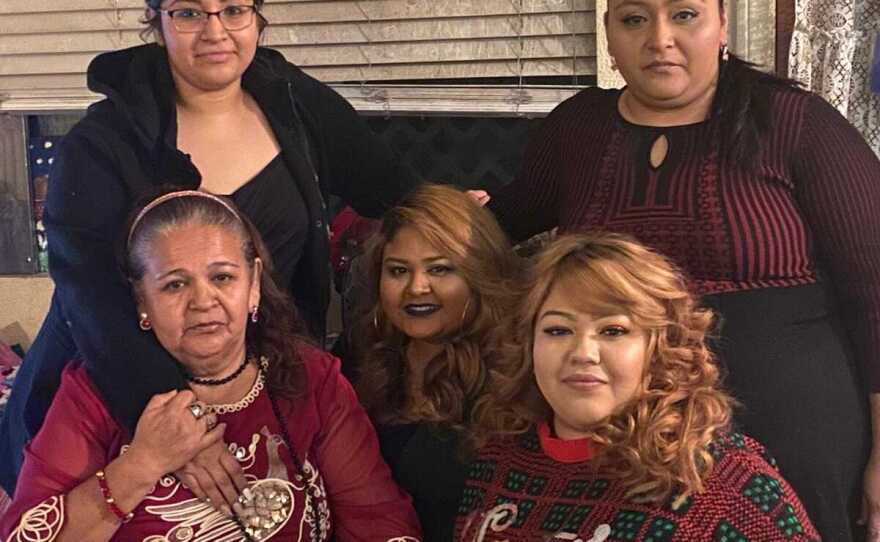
top-left (159, 5), bottom-right (258, 33)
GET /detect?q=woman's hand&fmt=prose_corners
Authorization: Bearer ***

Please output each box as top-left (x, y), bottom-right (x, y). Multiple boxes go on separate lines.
top-left (466, 190), bottom-right (491, 206)
top-left (174, 440), bottom-right (247, 516)
top-left (863, 453), bottom-right (880, 541)
top-left (126, 390), bottom-right (226, 482)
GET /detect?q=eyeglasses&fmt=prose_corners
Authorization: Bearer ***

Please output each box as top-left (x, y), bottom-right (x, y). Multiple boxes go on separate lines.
top-left (160, 5), bottom-right (257, 33)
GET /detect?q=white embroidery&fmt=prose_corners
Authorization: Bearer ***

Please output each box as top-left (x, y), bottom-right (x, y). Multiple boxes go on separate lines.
top-left (145, 478), bottom-right (296, 542)
top-left (136, 428), bottom-right (323, 541)
top-left (298, 459), bottom-right (330, 542)
top-left (549, 524), bottom-right (612, 542)
top-left (386, 537), bottom-right (420, 542)
top-left (463, 503), bottom-right (611, 542)
top-left (9, 496), bottom-right (65, 542)
top-left (464, 503), bottom-right (518, 542)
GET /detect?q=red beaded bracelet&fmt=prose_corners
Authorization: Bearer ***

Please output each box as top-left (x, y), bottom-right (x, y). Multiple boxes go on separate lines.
top-left (95, 470), bottom-right (134, 523)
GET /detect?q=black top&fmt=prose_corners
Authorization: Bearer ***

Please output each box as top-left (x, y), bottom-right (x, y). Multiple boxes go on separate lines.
top-left (231, 154), bottom-right (307, 289)
top-left (376, 423), bottom-right (469, 542)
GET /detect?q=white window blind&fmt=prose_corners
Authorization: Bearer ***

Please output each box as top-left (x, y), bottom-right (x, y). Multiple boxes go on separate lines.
top-left (0, 0), bottom-right (596, 114)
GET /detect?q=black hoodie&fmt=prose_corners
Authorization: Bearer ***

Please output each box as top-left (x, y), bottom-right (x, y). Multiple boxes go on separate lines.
top-left (0, 43), bottom-right (418, 492)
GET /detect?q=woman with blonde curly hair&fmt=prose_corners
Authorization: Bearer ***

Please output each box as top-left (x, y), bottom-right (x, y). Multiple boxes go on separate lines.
top-left (352, 184), bottom-right (520, 542)
top-left (457, 233), bottom-right (818, 542)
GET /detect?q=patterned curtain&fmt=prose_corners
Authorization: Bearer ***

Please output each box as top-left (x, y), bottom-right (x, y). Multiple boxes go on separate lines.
top-left (788, 0), bottom-right (880, 157)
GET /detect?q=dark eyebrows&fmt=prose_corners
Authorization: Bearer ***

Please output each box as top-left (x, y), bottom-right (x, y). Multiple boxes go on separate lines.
top-left (153, 260), bottom-right (240, 281)
top-left (383, 255), bottom-right (449, 265)
top-left (154, 268), bottom-right (185, 281)
top-left (166, 0), bottom-right (233, 9)
top-left (537, 309), bottom-right (576, 322)
top-left (613, 0), bottom-right (701, 9)
top-left (612, 0), bottom-right (649, 10)
top-left (208, 261), bottom-right (241, 269)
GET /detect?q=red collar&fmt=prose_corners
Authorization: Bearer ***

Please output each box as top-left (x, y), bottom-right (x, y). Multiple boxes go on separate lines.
top-left (538, 421), bottom-right (599, 463)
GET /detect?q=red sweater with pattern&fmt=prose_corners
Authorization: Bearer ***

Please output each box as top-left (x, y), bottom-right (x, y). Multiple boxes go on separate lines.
top-left (489, 85), bottom-right (880, 389)
top-left (454, 424), bottom-right (819, 542)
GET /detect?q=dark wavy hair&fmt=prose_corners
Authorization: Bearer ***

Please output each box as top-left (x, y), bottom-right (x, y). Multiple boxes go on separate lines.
top-left (713, 53), bottom-right (802, 167)
top-left (353, 184), bottom-right (521, 434)
top-left (140, 0), bottom-right (268, 42)
top-left (122, 188), bottom-right (308, 399)
top-left (708, 0), bottom-right (802, 166)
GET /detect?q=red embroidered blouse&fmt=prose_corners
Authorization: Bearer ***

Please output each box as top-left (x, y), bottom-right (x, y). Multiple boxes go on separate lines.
top-left (0, 346), bottom-right (421, 541)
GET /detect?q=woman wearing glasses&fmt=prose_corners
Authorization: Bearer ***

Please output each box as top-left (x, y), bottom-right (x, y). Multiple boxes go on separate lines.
top-left (0, 0), bottom-right (420, 512)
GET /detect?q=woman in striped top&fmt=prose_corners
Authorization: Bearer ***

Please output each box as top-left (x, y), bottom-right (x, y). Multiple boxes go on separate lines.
top-left (486, 0), bottom-right (880, 540)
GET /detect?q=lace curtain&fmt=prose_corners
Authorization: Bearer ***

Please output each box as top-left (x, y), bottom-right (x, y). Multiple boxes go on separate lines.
top-left (789, 0), bottom-right (880, 157)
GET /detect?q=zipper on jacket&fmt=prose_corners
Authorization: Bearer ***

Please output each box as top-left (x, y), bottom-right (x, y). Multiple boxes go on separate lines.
top-left (286, 81), bottom-right (331, 240)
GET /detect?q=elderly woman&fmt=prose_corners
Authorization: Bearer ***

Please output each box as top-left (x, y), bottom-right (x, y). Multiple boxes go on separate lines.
top-left (353, 184), bottom-right (520, 542)
top-left (456, 233), bottom-right (819, 541)
top-left (486, 0), bottom-right (879, 538)
top-left (0, 190), bottom-right (421, 542)
top-left (0, 0), bottom-right (422, 501)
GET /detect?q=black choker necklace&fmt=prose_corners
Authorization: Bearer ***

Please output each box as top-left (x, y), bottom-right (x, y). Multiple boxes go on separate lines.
top-left (185, 356), bottom-right (251, 386)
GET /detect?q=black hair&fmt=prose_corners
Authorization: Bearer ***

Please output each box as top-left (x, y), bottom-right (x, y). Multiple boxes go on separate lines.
top-left (708, 0), bottom-right (802, 167)
top-left (711, 53), bottom-right (803, 167)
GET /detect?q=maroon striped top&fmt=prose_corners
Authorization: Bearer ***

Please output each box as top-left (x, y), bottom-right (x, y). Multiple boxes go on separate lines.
top-left (490, 85), bottom-right (880, 389)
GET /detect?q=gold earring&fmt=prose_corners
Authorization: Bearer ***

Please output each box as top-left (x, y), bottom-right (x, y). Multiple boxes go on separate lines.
top-left (138, 313), bottom-right (152, 331)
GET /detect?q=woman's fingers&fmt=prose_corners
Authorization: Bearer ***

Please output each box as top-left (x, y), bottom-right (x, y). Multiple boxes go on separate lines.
top-left (869, 499), bottom-right (880, 542)
top-left (466, 189), bottom-right (491, 206)
top-left (201, 412), bottom-right (219, 432)
top-left (143, 389), bottom-right (179, 411)
top-left (219, 450), bottom-right (248, 492)
top-left (189, 465), bottom-right (230, 515)
top-left (200, 422), bottom-right (226, 448)
top-left (863, 457), bottom-right (880, 541)
top-left (180, 426), bottom-right (239, 515)
top-left (178, 470), bottom-right (207, 501)
top-left (204, 460), bottom-right (240, 513)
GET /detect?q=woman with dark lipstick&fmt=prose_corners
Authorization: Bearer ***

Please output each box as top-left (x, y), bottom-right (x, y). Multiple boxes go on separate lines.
top-left (353, 184), bottom-right (520, 542)
top-left (485, 0), bottom-right (880, 538)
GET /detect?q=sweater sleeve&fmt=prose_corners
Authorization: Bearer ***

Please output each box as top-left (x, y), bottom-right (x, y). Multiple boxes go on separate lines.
top-left (45, 125), bottom-right (186, 430)
top-left (791, 93), bottom-right (880, 391)
top-left (307, 349), bottom-right (422, 541)
top-left (705, 445), bottom-right (820, 542)
top-left (0, 365), bottom-right (118, 541)
top-left (295, 69), bottom-right (422, 219)
top-left (487, 103), bottom-right (564, 244)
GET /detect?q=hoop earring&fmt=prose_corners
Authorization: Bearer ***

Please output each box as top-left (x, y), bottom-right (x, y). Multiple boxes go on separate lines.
top-left (250, 306), bottom-right (259, 324)
top-left (138, 313), bottom-right (152, 331)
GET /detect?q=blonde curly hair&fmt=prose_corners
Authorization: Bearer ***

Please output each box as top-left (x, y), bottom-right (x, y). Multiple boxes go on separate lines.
top-left (472, 232), bottom-right (735, 503)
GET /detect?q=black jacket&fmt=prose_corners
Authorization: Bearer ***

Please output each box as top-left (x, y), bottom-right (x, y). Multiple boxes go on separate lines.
top-left (0, 44), bottom-right (417, 492)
